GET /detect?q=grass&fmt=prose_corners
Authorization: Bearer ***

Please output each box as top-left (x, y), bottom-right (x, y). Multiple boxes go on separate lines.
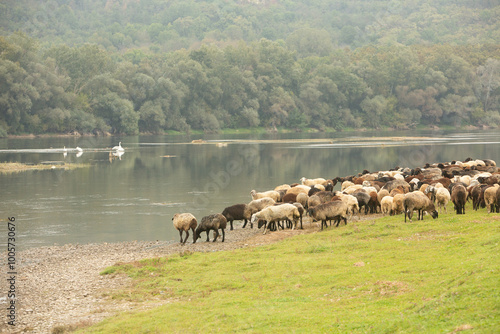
top-left (0, 162), bottom-right (90, 173)
top-left (79, 204), bottom-right (499, 333)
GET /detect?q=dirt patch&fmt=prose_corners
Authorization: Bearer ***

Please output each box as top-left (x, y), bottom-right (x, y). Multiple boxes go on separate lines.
top-left (375, 280), bottom-right (412, 296)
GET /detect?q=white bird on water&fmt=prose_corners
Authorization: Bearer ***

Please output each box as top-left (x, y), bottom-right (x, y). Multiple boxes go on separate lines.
top-left (63, 146), bottom-right (67, 158)
top-left (76, 146), bottom-right (83, 158)
top-left (112, 142), bottom-right (125, 152)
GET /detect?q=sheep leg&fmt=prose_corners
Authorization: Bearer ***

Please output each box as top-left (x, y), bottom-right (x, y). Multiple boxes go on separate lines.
top-left (191, 227), bottom-right (196, 244)
top-left (221, 229), bottom-right (225, 242)
top-left (183, 230), bottom-right (189, 244)
top-left (212, 228), bottom-right (219, 242)
top-left (230, 220), bottom-right (234, 230)
top-left (205, 231), bottom-right (210, 242)
top-left (179, 230), bottom-right (183, 244)
top-left (300, 216), bottom-right (303, 229)
top-left (406, 208), bottom-right (413, 222)
top-left (242, 219), bottom-right (248, 228)
top-left (262, 222), bottom-right (268, 235)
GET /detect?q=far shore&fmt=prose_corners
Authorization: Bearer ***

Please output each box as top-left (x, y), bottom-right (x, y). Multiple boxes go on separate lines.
top-left (2, 124), bottom-right (495, 140)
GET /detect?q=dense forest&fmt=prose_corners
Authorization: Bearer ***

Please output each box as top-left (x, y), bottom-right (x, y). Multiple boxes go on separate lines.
top-left (0, 0), bottom-right (499, 136)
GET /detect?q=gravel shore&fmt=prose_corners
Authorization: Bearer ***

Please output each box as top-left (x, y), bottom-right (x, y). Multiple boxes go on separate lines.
top-left (0, 222), bottom-right (323, 333)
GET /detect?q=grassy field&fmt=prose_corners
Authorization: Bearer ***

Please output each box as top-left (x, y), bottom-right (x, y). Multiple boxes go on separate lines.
top-left (79, 204), bottom-right (499, 333)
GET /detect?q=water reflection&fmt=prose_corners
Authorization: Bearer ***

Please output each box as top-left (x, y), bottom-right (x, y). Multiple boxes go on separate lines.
top-left (0, 130), bottom-right (499, 249)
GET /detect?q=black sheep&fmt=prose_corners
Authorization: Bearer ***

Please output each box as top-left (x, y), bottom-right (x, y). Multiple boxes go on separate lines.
top-left (195, 213), bottom-right (227, 242)
top-left (221, 204), bottom-right (250, 230)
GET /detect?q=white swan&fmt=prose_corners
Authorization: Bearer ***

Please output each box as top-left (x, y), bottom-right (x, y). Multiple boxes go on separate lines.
top-left (76, 147), bottom-right (83, 158)
top-left (112, 142), bottom-right (125, 152)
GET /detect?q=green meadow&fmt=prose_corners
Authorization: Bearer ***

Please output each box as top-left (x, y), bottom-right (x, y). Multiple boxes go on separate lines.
top-left (78, 204), bottom-right (499, 333)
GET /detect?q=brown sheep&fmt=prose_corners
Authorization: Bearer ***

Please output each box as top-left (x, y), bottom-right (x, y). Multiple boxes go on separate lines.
top-left (307, 201), bottom-right (348, 230)
top-left (282, 192), bottom-right (297, 203)
top-left (484, 184), bottom-right (500, 213)
top-left (377, 189), bottom-right (390, 205)
top-left (172, 213), bottom-right (198, 244)
top-left (430, 177), bottom-right (452, 189)
top-left (382, 179), bottom-right (410, 193)
top-left (389, 187), bottom-right (404, 197)
top-left (367, 191), bottom-right (379, 213)
top-left (450, 184), bottom-right (467, 214)
top-left (404, 191), bottom-right (439, 222)
top-left (392, 194), bottom-right (405, 215)
top-left (496, 187), bottom-right (500, 213)
top-left (307, 191), bottom-right (335, 208)
top-left (296, 192), bottom-right (309, 209)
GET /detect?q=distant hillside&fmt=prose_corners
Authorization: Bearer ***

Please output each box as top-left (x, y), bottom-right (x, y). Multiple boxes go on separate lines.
top-left (1, 0), bottom-right (499, 54)
top-left (0, 1), bottom-right (498, 136)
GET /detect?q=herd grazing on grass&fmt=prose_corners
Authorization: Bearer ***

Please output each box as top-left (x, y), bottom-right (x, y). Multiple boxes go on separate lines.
top-left (173, 158), bottom-right (500, 244)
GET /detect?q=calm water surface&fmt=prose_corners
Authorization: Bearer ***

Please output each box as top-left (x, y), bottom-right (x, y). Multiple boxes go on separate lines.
top-left (1, 129), bottom-right (499, 249)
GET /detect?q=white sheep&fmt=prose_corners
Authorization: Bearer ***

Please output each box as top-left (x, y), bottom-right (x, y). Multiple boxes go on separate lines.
top-left (248, 197), bottom-right (276, 216)
top-left (274, 184), bottom-right (291, 192)
top-left (380, 196), bottom-right (393, 215)
top-left (484, 184), bottom-right (500, 213)
top-left (336, 192), bottom-right (359, 219)
top-left (250, 203), bottom-right (301, 235)
top-left (250, 189), bottom-right (281, 202)
top-left (285, 185), bottom-right (311, 196)
top-left (425, 185), bottom-right (451, 214)
top-left (172, 213), bottom-right (198, 244)
top-left (341, 181), bottom-right (355, 191)
top-left (454, 175), bottom-right (471, 186)
top-left (393, 173), bottom-right (405, 180)
top-left (301, 177), bottom-right (328, 187)
top-left (361, 186), bottom-right (378, 194)
top-left (473, 172), bottom-right (492, 180)
top-left (342, 185), bottom-right (363, 194)
top-left (474, 159), bottom-right (486, 167)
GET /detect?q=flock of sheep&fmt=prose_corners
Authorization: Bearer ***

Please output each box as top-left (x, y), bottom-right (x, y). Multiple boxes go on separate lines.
top-left (172, 158), bottom-right (500, 244)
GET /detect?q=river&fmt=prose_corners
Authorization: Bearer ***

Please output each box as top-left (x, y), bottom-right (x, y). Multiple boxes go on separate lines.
top-left (0, 129), bottom-right (499, 249)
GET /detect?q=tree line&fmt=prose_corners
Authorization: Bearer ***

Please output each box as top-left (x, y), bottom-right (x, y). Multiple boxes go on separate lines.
top-left (1, 0), bottom-right (498, 54)
top-left (0, 32), bottom-right (499, 136)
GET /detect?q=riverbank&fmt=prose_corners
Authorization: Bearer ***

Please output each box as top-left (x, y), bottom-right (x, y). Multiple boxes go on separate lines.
top-left (0, 221), bottom-right (324, 334)
top-left (5, 124), bottom-right (495, 140)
